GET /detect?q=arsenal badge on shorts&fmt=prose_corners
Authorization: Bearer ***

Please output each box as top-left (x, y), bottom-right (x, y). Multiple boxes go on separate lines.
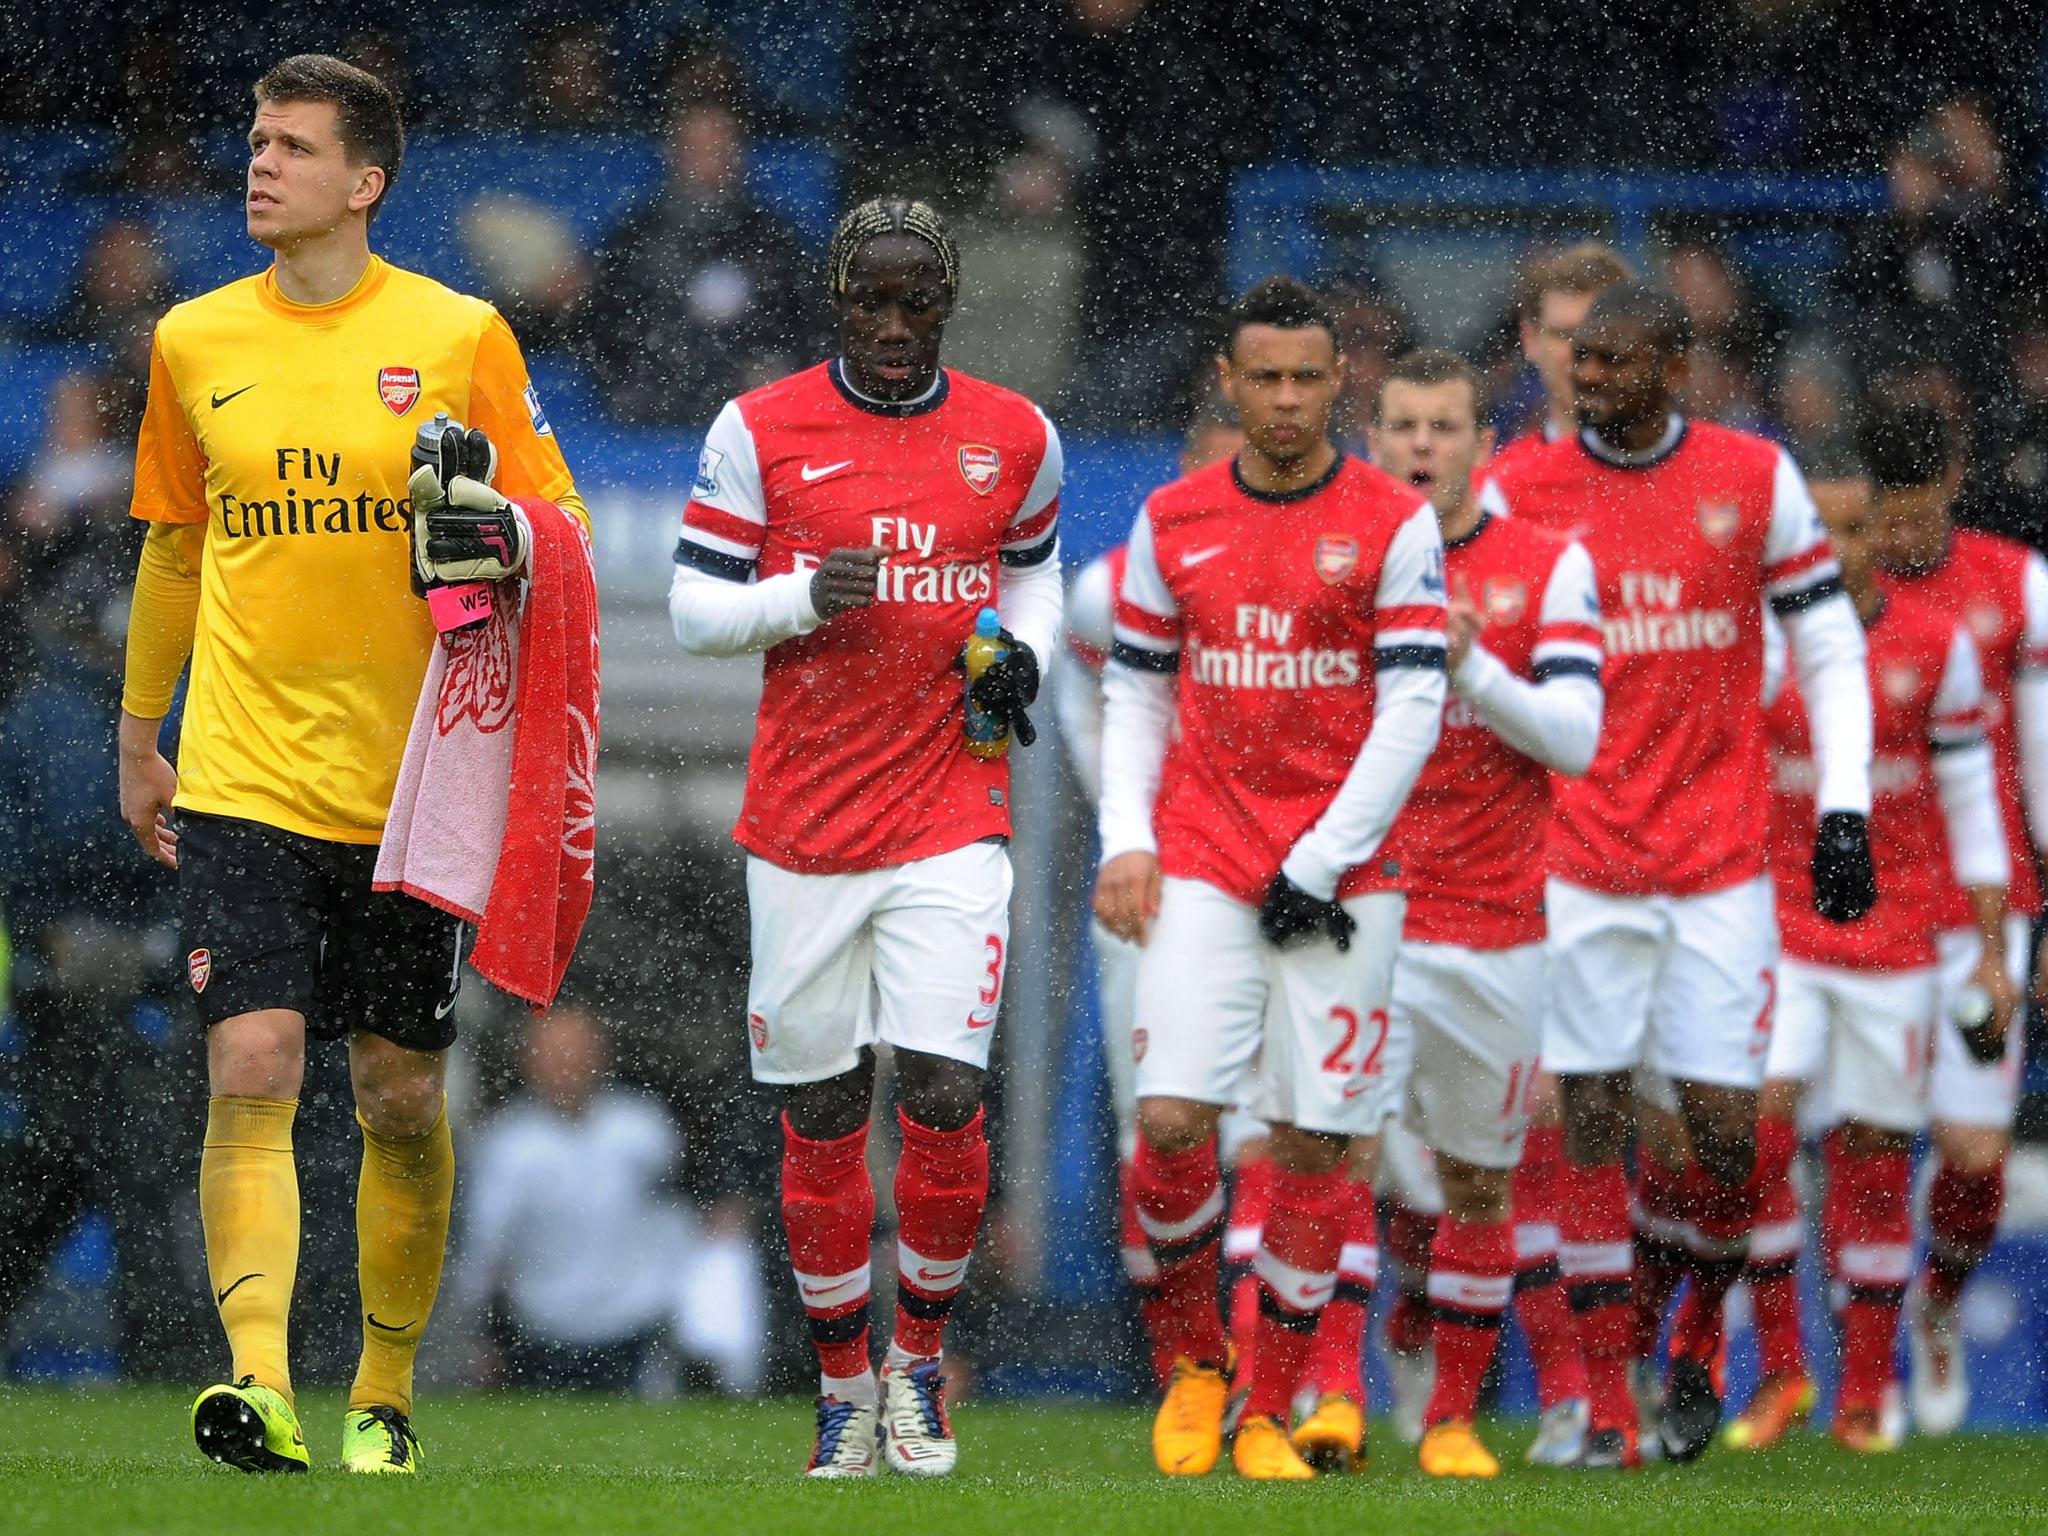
top-left (1483, 577), bottom-right (1528, 624)
top-left (748, 1011), bottom-right (769, 1050)
top-left (188, 948), bottom-right (212, 994)
top-left (958, 444), bottom-right (1001, 495)
top-left (378, 365), bottom-right (421, 417)
top-left (1131, 1027), bottom-right (1148, 1063)
top-left (1313, 534), bottom-right (1359, 584)
top-left (1696, 499), bottom-right (1740, 547)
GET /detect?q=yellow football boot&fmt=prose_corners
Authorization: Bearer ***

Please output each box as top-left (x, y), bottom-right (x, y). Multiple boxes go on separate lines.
top-left (1233, 1413), bottom-right (1316, 1479)
top-left (1290, 1392), bottom-right (1365, 1473)
top-left (1419, 1419), bottom-right (1500, 1478)
top-left (1154, 1355), bottom-right (1231, 1475)
top-left (1723, 1372), bottom-right (1817, 1451)
top-left (190, 1377), bottom-right (309, 1473)
top-left (342, 1405), bottom-right (424, 1475)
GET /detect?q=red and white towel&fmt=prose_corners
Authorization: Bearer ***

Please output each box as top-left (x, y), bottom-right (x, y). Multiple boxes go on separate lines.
top-left (375, 497), bottom-right (601, 1010)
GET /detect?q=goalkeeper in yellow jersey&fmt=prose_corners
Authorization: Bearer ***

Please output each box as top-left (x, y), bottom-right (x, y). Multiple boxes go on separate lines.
top-left (115, 54), bottom-right (587, 1476)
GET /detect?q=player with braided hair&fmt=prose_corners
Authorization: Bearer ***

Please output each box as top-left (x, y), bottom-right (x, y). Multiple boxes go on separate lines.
top-left (671, 195), bottom-right (1063, 1478)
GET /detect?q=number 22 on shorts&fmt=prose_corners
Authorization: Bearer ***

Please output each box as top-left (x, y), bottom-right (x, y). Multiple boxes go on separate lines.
top-left (1323, 1006), bottom-right (1388, 1099)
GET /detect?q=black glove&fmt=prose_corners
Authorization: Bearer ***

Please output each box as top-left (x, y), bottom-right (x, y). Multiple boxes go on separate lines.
top-left (1811, 810), bottom-right (1877, 922)
top-left (407, 425), bottom-right (527, 589)
top-left (963, 627), bottom-right (1040, 747)
top-left (1258, 874), bottom-right (1357, 951)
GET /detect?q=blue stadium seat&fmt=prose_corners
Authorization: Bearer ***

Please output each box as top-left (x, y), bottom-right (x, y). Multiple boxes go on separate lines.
top-left (147, 199), bottom-right (267, 302)
top-left (0, 342), bottom-right (108, 482)
top-left (745, 138), bottom-right (839, 250)
top-left (0, 200), bottom-right (115, 327)
top-left (0, 127), bottom-right (117, 192)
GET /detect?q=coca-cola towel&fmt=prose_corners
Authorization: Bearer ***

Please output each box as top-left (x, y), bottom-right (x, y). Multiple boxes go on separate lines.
top-left (374, 497), bottom-right (600, 1010)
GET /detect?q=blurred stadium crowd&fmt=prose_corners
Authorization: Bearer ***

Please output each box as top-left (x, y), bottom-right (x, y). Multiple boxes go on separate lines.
top-left (3, 0), bottom-right (2048, 1397)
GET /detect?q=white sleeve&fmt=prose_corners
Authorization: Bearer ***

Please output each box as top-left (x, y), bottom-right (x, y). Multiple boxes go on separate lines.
top-left (1768, 455), bottom-right (1870, 817)
top-left (1761, 607), bottom-right (1789, 708)
top-left (1281, 504), bottom-right (1449, 899)
top-left (1929, 625), bottom-right (2011, 888)
top-left (1451, 539), bottom-right (1604, 777)
top-left (669, 562), bottom-right (821, 655)
top-left (1052, 557), bottom-right (1115, 804)
top-left (1098, 509), bottom-right (1179, 862)
top-left (2013, 550), bottom-right (2048, 851)
top-left (996, 549), bottom-right (1063, 681)
top-left (999, 410), bottom-right (1063, 570)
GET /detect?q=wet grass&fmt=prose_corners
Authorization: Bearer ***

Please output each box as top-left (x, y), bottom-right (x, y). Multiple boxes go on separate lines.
top-left (4, 1386), bottom-right (2045, 1536)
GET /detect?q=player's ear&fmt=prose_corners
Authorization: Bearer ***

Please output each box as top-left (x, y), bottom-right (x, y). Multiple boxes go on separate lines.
top-left (347, 164), bottom-right (385, 216)
top-left (1477, 426), bottom-right (1497, 462)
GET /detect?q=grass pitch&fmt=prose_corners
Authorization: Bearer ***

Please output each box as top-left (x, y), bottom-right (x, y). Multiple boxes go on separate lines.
top-left (6, 1386), bottom-right (2044, 1536)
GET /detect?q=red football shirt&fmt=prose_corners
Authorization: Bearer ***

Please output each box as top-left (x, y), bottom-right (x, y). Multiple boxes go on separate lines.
top-left (1112, 453), bottom-right (1448, 905)
top-left (677, 361), bottom-right (1060, 872)
top-left (1878, 529), bottom-right (2048, 921)
top-left (1770, 595), bottom-right (1984, 970)
top-left (1483, 418), bottom-right (1842, 896)
top-left (1395, 514), bottom-right (1603, 948)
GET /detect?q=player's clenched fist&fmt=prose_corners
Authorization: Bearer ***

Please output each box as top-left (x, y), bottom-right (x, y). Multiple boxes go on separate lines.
top-left (407, 424), bottom-right (529, 585)
top-left (1445, 575), bottom-right (1484, 674)
top-left (810, 546), bottom-right (883, 620)
top-left (1094, 849), bottom-right (1162, 945)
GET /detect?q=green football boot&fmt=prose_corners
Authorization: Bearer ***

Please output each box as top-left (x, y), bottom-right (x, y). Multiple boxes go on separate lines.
top-left (342, 1404), bottom-right (424, 1475)
top-left (190, 1377), bottom-right (310, 1473)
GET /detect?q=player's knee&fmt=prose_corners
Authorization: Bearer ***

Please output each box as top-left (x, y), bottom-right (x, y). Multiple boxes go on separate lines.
top-left (1932, 1122), bottom-right (2007, 1175)
top-left (206, 1010), bottom-right (305, 1100)
top-left (1137, 1097), bottom-right (1219, 1156)
top-left (1439, 1158), bottom-right (1511, 1223)
top-left (1690, 1119), bottom-right (1754, 1188)
top-left (1839, 1120), bottom-right (1912, 1157)
top-left (1266, 1123), bottom-right (1348, 1176)
top-left (1558, 1072), bottom-right (1628, 1163)
top-left (897, 1052), bottom-right (984, 1132)
top-left (349, 1037), bottom-right (447, 1138)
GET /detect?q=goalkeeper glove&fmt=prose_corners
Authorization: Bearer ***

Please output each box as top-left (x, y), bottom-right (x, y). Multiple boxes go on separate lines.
top-left (407, 424), bottom-right (528, 588)
top-left (1258, 873), bottom-right (1356, 952)
top-left (961, 627), bottom-right (1041, 747)
top-left (1810, 809), bottom-right (1877, 922)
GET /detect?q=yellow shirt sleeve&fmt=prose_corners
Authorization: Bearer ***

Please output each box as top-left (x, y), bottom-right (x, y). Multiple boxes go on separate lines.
top-left (128, 327), bottom-right (209, 526)
top-left (122, 521), bottom-right (205, 718)
top-left (469, 308), bottom-right (589, 537)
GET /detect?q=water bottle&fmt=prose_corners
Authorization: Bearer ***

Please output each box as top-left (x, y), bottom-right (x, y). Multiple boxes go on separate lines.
top-left (963, 608), bottom-right (1010, 760)
top-left (409, 411), bottom-right (493, 636)
top-left (1951, 983), bottom-right (2006, 1065)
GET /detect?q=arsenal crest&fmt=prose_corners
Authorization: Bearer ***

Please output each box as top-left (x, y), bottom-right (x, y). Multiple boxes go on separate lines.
top-left (1483, 577), bottom-right (1528, 624)
top-left (1968, 604), bottom-right (2003, 644)
top-left (188, 948), bottom-right (212, 994)
top-left (1313, 535), bottom-right (1359, 584)
top-left (1696, 499), bottom-right (1740, 547)
top-left (958, 444), bottom-right (1001, 495)
top-left (1132, 1027), bottom-right (1148, 1063)
top-left (1881, 664), bottom-right (1921, 705)
top-left (378, 365), bottom-right (421, 416)
top-left (749, 1012), bottom-right (769, 1050)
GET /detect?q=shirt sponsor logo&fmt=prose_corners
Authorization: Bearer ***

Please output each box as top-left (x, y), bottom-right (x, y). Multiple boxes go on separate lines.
top-left (188, 948), bottom-right (212, 993)
top-left (1880, 663), bottom-right (1922, 705)
top-left (1313, 534), bottom-right (1359, 584)
top-left (524, 381), bottom-right (552, 436)
top-left (1607, 570), bottom-right (1739, 655)
top-left (378, 365), bottom-right (421, 417)
top-left (959, 444), bottom-right (1001, 495)
top-left (1483, 577), bottom-right (1528, 624)
top-left (1185, 602), bottom-right (1363, 688)
top-left (1696, 499), bottom-right (1741, 547)
top-left (1967, 603), bottom-right (2004, 644)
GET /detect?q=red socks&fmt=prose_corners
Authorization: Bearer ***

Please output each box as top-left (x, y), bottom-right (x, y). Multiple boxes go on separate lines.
top-left (1924, 1157), bottom-right (2006, 1311)
top-left (1383, 1196), bottom-right (1437, 1357)
top-left (1225, 1152), bottom-right (1274, 1363)
top-left (1423, 1215), bottom-right (1515, 1427)
top-left (782, 1115), bottom-right (877, 1386)
top-left (1134, 1135), bottom-right (1229, 1364)
top-left (1307, 1175), bottom-right (1378, 1401)
top-left (1118, 1159), bottom-right (1175, 1388)
top-left (1829, 1140), bottom-right (1912, 1411)
top-left (1631, 1151), bottom-right (1691, 1362)
top-left (1243, 1167), bottom-right (1345, 1421)
top-left (1560, 1158), bottom-right (1636, 1433)
top-left (891, 1107), bottom-right (990, 1362)
top-left (1512, 1126), bottom-right (1591, 1409)
top-left (1675, 1117), bottom-right (1795, 1361)
top-left (1744, 1134), bottom-right (1807, 1380)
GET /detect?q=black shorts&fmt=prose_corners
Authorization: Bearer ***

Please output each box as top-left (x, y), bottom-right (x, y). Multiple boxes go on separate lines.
top-left (175, 811), bottom-right (464, 1050)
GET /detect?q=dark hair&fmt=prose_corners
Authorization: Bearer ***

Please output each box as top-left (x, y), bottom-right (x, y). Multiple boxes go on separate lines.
top-left (1859, 396), bottom-right (1960, 490)
top-left (254, 54), bottom-right (404, 222)
top-left (1224, 275), bottom-right (1337, 356)
top-left (827, 196), bottom-right (959, 299)
top-left (1377, 347), bottom-right (1488, 422)
top-left (1582, 281), bottom-right (1692, 355)
top-left (1515, 241), bottom-right (1635, 322)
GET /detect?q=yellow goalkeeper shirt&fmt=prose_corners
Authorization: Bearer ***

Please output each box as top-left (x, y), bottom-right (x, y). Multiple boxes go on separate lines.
top-left (128, 255), bottom-right (587, 843)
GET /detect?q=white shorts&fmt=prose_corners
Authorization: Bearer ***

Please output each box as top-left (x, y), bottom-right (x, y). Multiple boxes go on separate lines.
top-left (1385, 941), bottom-right (1544, 1171)
top-left (1765, 959), bottom-right (1937, 1134)
top-left (1542, 875), bottom-right (1778, 1090)
top-left (743, 842), bottom-right (1013, 1085)
top-left (1929, 915), bottom-right (2031, 1130)
top-left (1374, 1115), bottom-right (1445, 1215)
top-left (1132, 877), bottom-right (1404, 1138)
top-left (1092, 919), bottom-right (1143, 1158)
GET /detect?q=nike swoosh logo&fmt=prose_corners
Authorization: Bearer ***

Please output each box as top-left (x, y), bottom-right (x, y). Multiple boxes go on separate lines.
top-left (915, 1266), bottom-right (962, 1283)
top-left (798, 1282), bottom-right (843, 1298)
top-left (800, 460), bottom-right (854, 483)
top-left (435, 993), bottom-right (459, 1020)
top-left (366, 1313), bottom-right (417, 1333)
top-left (215, 1272), bottom-right (262, 1306)
top-left (966, 1013), bottom-right (996, 1030)
top-left (1180, 544), bottom-right (1229, 568)
top-left (210, 384), bottom-right (256, 409)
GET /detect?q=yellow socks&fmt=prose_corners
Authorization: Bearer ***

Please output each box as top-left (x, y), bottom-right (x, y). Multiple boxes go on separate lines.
top-left (349, 1097), bottom-right (455, 1415)
top-left (199, 1096), bottom-right (300, 1404)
